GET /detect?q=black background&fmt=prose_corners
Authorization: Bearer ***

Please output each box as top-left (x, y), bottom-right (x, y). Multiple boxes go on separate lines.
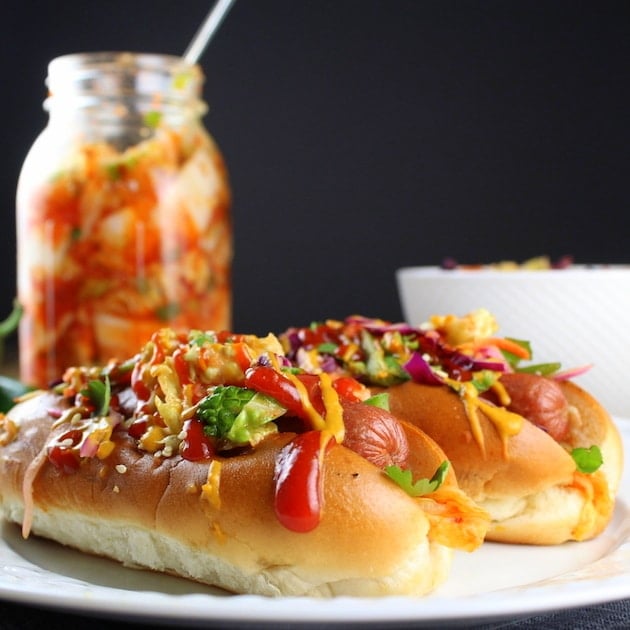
top-left (2, 0), bottom-right (629, 337)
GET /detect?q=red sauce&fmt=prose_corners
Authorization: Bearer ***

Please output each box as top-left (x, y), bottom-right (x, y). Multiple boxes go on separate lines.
top-left (180, 418), bottom-right (214, 461)
top-left (244, 366), bottom-right (307, 420)
top-left (47, 429), bottom-right (83, 472)
top-left (273, 431), bottom-right (334, 533)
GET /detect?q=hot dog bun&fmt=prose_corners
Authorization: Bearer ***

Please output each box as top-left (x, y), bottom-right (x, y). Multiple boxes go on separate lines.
top-left (559, 380), bottom-right (623, 497)
top-left (0, 329), bottom-right (489, 597)
top-left (382, 379), bottom-right (622, 544)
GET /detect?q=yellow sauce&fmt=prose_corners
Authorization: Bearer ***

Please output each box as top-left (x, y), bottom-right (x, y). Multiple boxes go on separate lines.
top-left (285, 373), bottom-right (326, 431)
top-left (319, 372), bottom-right (345, 443)
top-left (201, 459), bottom-right (222, 510)
top-left (448, 378), bottom-right (524, 456)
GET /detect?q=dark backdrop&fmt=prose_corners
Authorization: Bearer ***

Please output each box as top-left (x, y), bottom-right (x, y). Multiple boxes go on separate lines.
top-left (2, 1), bottom-right (629, 336)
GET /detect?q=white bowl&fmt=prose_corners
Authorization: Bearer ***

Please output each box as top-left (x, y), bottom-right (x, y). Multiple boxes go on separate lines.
top-left (396, 265), bottom-right (630, 418)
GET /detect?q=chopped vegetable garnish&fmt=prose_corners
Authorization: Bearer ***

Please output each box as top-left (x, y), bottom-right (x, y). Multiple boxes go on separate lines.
top-left (571, 445), bottom-right (604, 474)
top-left (197, 385), bottom-right (285, 446)
top-left (280, 311), bottom-right (587, 388)
top-left (82, 376), bottom-right (111, 417)
top-left (364, 392), bottom-right (390, 410)
top-left (470, 370), bottom-right (500, 393)
top-left (197, 386), bottom-right (256, 438)
top-left (385, 461), bottom-right (450, 497)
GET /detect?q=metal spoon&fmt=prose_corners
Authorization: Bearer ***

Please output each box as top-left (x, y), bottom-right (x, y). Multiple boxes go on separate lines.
top-left (183, 0), bottom-right (237, 64)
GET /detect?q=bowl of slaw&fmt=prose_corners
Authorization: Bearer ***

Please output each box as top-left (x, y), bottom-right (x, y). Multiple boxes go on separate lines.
top-left (396, 261), bottom-right (630, 417)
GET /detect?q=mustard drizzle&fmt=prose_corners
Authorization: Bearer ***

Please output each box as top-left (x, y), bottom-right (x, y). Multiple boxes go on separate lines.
top-left (448, 377), bottom-right (525, 457)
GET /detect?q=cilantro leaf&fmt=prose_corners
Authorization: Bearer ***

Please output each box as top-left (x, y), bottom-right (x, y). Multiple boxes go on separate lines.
top-left (571, 445), bottom-right (603, 474)
top-left (385, 461), bottom-right (450, 497)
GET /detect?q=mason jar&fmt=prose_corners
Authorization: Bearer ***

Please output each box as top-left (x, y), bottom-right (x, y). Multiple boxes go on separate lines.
top-left (16, 52), bottom-right (232, 387)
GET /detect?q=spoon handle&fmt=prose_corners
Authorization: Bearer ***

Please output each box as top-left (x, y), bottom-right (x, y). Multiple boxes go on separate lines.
top-left (183, 0), bottom-right (237, 65)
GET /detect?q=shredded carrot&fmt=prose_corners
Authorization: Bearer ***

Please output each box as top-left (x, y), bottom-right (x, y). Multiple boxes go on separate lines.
top-left (483, 337), bottom-right (531, 360)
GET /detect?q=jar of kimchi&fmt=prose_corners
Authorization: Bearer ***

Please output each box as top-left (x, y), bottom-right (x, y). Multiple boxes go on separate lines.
top-left (16, 52), bottom-right (232, 387)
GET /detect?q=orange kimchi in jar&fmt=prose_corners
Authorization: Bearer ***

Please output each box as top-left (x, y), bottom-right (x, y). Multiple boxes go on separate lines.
top-left (16, 52), bottom-right (232, 387)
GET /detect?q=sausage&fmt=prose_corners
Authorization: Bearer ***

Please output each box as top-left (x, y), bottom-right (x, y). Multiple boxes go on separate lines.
top-left (342, 402), bottom-right (409, 468)
top-left (496, 372), bottom-right (570, 441)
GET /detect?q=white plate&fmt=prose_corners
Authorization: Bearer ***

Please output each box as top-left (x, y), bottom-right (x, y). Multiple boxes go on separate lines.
top-left (1, 422), bottom-right (630, 627)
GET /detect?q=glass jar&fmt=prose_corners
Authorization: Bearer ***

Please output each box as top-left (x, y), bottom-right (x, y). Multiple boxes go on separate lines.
top-left (17, 52), bottom-right (232, 387)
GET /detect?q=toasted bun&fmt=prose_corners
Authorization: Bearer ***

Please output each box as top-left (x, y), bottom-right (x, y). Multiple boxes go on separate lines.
top-left (380, 380), bottom-right (623, 545)
top-left (0, 391), bottom-right (461, 597)
top-left (398, 418), bottom-right (491, 552)
top-left (558, 380), bottom-right (623, 496)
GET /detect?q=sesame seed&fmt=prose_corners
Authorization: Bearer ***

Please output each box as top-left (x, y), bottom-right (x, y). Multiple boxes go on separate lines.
top-left (115, 464), bottom-right (127, 474)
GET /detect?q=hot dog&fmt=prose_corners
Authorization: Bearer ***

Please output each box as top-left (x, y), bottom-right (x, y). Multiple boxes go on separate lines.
top-left (280, 310), bottom-right (623, 545)
top-left (0, 328), bottom-right (488, 597)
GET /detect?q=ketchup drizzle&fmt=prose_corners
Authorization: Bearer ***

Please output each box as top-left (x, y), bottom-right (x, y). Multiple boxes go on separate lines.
top-left (273, 431), bottom-right (334, 533)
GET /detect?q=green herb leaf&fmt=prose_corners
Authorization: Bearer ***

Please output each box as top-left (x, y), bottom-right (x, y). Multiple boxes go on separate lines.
top-left (571, 445), bottom-right (603, 473)
top-left (317, 342), bottom-right (338, 354)
top-left (361, 330), bottom-right (409, 386)
top-left (385, 461), bottom-right (450, 497)
top-left (401, 334), bottom-right (419, 351)
top-left (516, 362), bottom-right (562, 376)
top-left (188, 330), bottom-right (217, 347)
top-left (83, 376), bottom-right (111, 417)
top-left (0, 375), bottom-right (32, 413)
top-left (364, 392), bottom-right (390, 410)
